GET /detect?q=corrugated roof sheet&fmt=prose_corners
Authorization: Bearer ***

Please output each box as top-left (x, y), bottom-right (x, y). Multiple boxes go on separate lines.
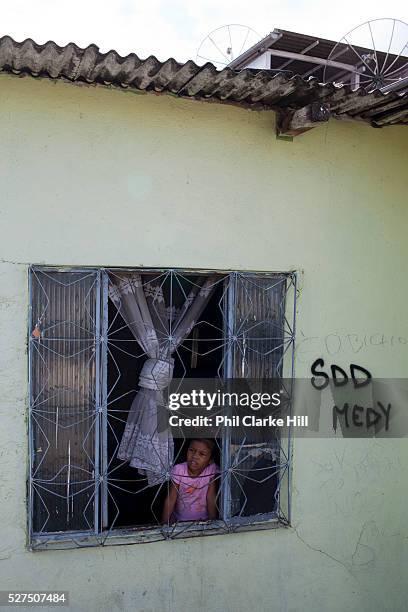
top-left (0, 35), bottom-right (407, 128)
top-left (229, 28), bottom-right (408, 89)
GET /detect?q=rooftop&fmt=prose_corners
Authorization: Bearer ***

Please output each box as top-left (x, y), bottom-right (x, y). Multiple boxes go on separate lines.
top-left (0, 34), bottom-right (407, 134)
top-left (229, 28), bottom-right (408, 89)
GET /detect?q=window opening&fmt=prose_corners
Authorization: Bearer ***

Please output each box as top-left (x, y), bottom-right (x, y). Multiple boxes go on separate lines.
top-left (28, 267), bottom-right (296, 548)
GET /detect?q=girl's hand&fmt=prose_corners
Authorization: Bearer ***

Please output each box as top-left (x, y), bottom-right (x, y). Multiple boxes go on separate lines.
top-left (161, 482), bottom-right (178, 524)
top-left (206, 480), bottom-right (218, 520)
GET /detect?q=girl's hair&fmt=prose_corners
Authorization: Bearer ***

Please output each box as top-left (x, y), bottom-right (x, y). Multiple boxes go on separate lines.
top-left (189, 438), bottom-right (215, 456)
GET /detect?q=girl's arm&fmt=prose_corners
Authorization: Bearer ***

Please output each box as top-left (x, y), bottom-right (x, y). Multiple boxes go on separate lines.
top-left (206, 480), bottom-right (218, 520)
top-left (161, 482), bottom-right (178, 524)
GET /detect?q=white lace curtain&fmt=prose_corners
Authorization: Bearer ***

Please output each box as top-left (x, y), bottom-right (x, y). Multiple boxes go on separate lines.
top-left (108, 272), bottom-right (217, 486)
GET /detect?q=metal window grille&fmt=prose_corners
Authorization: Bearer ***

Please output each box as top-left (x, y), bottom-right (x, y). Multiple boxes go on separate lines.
top-left (28, 267), bottom-right (296, 549)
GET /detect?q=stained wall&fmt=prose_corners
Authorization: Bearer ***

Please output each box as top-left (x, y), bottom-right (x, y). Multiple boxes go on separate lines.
top-left (0, 73), bottom-right (408, 611)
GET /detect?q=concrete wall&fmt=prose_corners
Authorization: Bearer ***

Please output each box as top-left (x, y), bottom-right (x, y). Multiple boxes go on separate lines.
top-left (0, 73), bottom-right (408, 612)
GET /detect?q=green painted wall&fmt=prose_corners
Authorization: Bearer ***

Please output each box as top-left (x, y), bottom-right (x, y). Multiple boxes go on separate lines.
top-left (0, 73), bottom-right (407, 612)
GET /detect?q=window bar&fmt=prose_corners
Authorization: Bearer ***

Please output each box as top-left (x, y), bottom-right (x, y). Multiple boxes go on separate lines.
top-left (100, 271), bottom-right (109, 530)
top-left (27, 267), bottom-right (35, 546)
top-left (221, 273), bottom-right (236, 522)
top-left (287, 272), bottom-right (297, 524)
top-left (94, 271), bottom-right (102, 536)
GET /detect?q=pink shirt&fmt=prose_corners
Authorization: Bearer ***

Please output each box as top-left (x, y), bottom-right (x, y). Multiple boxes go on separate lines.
top-left (170, 461), bottom-right (219, 522)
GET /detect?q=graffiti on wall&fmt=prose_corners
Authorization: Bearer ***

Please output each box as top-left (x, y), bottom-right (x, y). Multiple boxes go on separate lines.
top-left (296, 330), bottom-right (408, 363)
top-left (309, 358), bottom-right (391, 433)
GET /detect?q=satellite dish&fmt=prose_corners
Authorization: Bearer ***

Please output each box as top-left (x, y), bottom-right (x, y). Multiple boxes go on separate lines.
top-left (323, 18), bottom-right (408, 91)
top-left (196, 24), bottom-right (261, 70)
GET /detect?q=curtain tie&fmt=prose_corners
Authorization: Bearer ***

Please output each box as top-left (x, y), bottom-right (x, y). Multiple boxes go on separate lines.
top-left (138, 357), bottom-right (175, 391)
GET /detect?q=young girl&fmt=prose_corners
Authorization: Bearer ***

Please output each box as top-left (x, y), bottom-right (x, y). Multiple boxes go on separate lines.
top-left (162, 439), bottom-right (219, 523)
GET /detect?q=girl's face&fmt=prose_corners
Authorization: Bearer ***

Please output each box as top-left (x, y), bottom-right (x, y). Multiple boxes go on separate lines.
top-left (187, 441), bottom-right (212, 475)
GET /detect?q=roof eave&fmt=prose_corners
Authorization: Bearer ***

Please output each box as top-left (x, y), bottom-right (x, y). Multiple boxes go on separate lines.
top-left (228, 30), bottom-right (282, 70)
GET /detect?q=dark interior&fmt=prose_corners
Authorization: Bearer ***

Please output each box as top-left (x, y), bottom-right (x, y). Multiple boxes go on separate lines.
top-left (106, 276), bottom-right (224, 529)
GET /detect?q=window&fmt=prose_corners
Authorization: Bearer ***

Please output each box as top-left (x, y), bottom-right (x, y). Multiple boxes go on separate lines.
top-left (28, 267), bottom-right (296, 549)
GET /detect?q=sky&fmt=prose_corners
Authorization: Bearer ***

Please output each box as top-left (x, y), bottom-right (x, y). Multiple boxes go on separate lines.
top-left (2, 1), bottom-right (408, 65)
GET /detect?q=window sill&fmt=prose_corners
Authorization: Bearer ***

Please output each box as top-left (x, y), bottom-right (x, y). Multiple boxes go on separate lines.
top-left (30, 513), bottom-right (287, 551)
